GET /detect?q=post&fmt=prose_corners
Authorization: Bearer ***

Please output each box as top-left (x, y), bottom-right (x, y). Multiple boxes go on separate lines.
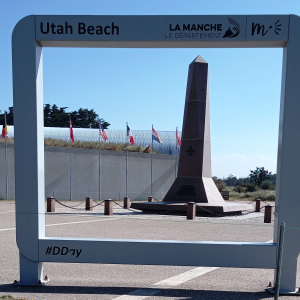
top-left (148, 196), bottom-right (154, 202)
top-left (69, 136), bottom-right (72, 201)
top-left (46, 197), bottom-right (55, 213)
top-left (85, 196), bottom-right (93, 211)
top-left (104, 199), bottom-right (113, 215)
top-left (264, 205), bottom-right (274, 223)
top-left (255, 199), bottom-right (261, 212)
top-left (175, 153), bottom-right (177, 179)
top-left (99, 122), bottom-right (101, 201)
top-left (5, 126), bottom-right (8, 201)
top-left (187, 202), bottom-right (196, 220)
top-left (12, 16), bottom-right (45, 285)
top-left (126, 122), bottom-right (128, 197)
top-left (274, 223), bottom-right (286, 299)
top-left (123, 196), bottom-right (130, 209)
top-left (151, 124), bottom-right (153, 197)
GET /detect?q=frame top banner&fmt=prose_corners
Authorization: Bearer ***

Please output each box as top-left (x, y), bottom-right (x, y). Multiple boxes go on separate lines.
top-left (33, 15), bottom-right (290, 47)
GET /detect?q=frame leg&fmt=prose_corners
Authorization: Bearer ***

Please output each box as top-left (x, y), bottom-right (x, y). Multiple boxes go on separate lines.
top-left (15, 253), bottom-right (47, 286)
top-left (278, 261), bottom-right (298, 293)
top-left (269, 260), bottom-right (298, 294)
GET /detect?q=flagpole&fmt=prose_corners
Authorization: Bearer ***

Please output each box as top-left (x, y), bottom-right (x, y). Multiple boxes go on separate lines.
top-left (4, 112), bottom-right (8, 201)
top-left (151, 125), bottom-right (153, 197)
top-left (175, 127), bottom-right (177, 179)
top-left (99, 120), bottom-right (101, 201)
top-left (126, 122), bottom-right (128, 197)
top-left (69, 118), bottom-right (72, 201)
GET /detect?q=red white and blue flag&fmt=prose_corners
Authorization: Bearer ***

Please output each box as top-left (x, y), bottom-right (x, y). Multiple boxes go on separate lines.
top-left (152, 127), bottom-right (162, 144)
top-left (176, 127), bottom-right (181, 147)
top-left (99, 123), bottom-right (108, 141)
top-left (127, 125), bottom-right (134, 145)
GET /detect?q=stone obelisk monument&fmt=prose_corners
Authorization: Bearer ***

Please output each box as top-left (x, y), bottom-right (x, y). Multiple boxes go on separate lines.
top-left (163, 55), bottom-right (224, 203)
top-left (131, 55), bottom-right (252, 213)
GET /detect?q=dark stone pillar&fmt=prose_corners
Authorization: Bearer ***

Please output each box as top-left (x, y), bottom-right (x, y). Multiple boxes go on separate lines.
top-left (148, 197), bottom-right (154, 202)
top-left (46, 197), bottom-right (55, 213)
top-left (104, 199), bottom-right (113, 215)
top-left (85, 196), bottom-right (93, 211)
top-left (163, 55), bottom-right (224, 204)
top-left (123, 197), bottom-right (130, 209)
top-left (187, 202), bottom-right (196, 220)
top-left (255, 199), bottom-right (261, 212)
top-left (264, 205), bottom-right (274, 223)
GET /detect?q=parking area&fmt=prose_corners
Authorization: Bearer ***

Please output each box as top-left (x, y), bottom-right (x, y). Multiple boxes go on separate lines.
top-left (0, 200), bottom-right (299, 299)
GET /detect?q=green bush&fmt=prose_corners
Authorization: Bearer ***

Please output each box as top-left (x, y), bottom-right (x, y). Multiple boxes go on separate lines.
top-left (244, 193), bottom-right (252, 198)
top-left (261, 181), bottom-right (276, 190)
top-left (215, 179), bottom-right (227, 191)
top-left (233, 186), bottom-right (246, 193)
top-left (245, 183), bottom-right (256, 192)
top-left (255, 190), bottom-right (276, 201)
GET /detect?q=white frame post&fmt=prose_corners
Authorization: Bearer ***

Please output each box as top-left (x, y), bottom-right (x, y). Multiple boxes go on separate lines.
top-left (273, 15), bottom-right (300, 293)
top-left (12, 14), bottom-right (300, 293)
top-left (12, 15), bottom-right (45, 285)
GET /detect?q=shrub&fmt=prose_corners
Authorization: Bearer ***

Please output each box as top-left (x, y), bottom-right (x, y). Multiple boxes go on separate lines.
top-left (233, 186), bottom-right (246, 193)
top-left (255, 190), bottom-right (276, 201)
top-left (214, 179), bottom-right (227, 191)
top-left (244, 193), bottom-right (252, 198)
top-left (245, 183), bottom-right (256, 192)
top-left (261, 181), bottom-right (276, 190)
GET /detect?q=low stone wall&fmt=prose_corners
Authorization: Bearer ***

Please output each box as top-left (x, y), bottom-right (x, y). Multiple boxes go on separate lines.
top-left (0, 143), bottom-right (177, 201)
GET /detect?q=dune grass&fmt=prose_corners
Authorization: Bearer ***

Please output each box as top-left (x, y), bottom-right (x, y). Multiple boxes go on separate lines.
top-left (227, 186), bottom-right (275, 201)
top-left (0, 137), bottom-right (152, 153)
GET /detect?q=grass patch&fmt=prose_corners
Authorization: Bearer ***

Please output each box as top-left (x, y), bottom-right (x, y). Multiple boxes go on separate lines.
top-left (1, 137), bottom-right (153, 153)
top-left (227, 186), bottom-right (276, 201)
top-left (0, 138), bottom-right (14, 144)
top-left (44, 138), bottom-right (153, 153)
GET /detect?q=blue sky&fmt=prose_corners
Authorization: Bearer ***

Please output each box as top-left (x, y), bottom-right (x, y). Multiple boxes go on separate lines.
top-left (1, 0), bottom-right (300, 178)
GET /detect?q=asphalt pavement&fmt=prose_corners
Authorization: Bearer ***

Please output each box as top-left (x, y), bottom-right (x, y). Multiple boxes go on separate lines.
top-left (0, 200), bottom-right (299, 300)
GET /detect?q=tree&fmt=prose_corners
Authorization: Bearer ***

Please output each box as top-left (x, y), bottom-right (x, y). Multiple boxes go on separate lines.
top-left (212, 177), bottom-right (227, 190)
top-left (0, 105), bottom-right (110, 129)
top-left (0, 107), bottom-right (14, 126)
top-left (249, 167), bottom-right (271, 189)
top-left (224, 174), bottom-right (238, 186)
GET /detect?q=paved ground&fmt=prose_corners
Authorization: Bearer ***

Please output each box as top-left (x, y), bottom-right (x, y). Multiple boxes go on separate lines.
top-left (0, 200), bottom-right (299, 299)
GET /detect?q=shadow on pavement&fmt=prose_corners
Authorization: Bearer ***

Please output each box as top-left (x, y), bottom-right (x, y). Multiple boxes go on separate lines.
top-left (0, 284), bottom-right (274, 299)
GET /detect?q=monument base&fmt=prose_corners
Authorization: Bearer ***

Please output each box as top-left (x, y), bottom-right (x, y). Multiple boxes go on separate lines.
top-left (130, 201), bottom-right (253, 214)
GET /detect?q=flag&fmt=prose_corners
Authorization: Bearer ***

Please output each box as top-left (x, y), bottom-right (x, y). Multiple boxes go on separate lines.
top-left (2, 112), bottom-right (8, 139)
top-left (70, 119), bottom-right (74, 142)
top-left (1, 125), bottom-right (7, 139)
top-left (127, 125), bottom-right (134, 145)
top-left (99, 123), bottom-right (108, 141)
top-left (152, 127), bottom-right (162, 144)
top-left (176, 127), bottom-right (181, 147)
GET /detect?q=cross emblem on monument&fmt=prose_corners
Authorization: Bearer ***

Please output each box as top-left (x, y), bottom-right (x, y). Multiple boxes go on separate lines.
top-left (186, 146), bottom-right (196, 156)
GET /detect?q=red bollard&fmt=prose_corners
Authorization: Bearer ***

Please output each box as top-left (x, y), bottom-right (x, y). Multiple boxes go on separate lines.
top-left (264, 205), bottom-right (274, 223)
top-left (123, 197), bottom-right (130, 209)
top-left (104, 199), bottom-right (113, 215)
top-left (148, 196), bottom-right (154, 202)
top-left (187, 202), bottom-right (196, 220)
top-left (47, 197), bottom-right (55, 212)
top-left (85, 196), bottom-right (93, 211)
top-left (255, 199), bottom-right (261, 212)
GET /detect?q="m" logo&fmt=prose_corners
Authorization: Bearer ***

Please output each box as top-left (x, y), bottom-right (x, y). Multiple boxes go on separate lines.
top-left (251, 23), bottom-right (269, 36)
